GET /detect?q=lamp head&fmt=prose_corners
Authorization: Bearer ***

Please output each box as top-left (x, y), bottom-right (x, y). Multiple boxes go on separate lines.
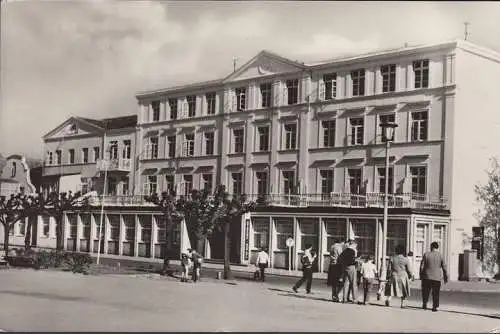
top-left (380, 122), bottom-right (398, 142)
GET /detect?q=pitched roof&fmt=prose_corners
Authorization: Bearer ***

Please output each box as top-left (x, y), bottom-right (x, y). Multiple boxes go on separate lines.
top-left (76, 115), bottom-right (137, 130)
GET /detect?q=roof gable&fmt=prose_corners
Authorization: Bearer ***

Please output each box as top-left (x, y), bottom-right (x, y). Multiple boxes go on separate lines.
top-left (223, 50), bottom-right (306, 83)
top-left (43, 117), bottom-right (104, 140)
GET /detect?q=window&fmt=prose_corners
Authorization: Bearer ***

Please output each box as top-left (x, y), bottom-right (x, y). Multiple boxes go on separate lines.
top-left (284, 123), bottom-right (297, 150)
top-left (323, 73), bottom-right (337, 100)
top-left (81, 215), bottom-right (91, 239)
top-left (68, 214), bottom-right (77, 239)
top-left (202, 173), bottom-right (213, 193)
top-left (300, 219), bottom-right (318, 251)
top-left (123, 140), bottom-right (131, 159)
top-left (151, 100), bottom-right (161, 122)
top-left (144, 175), bottom-right (157, 195)
top-left (109, 216), bottom-right (120, 241)
top-left (379, 114), bottom-right (396, 143)
top-left (183, 134), bottom-right (195, 157)
top-left (187, 95), bottom-right (196, 117)
top-left (256, 171), bottom-right (268, 195)
top-left (282, 170), bottom-right (295, 194)
top-left (56, 150), bottom-right (62, 165)
top-left (258, 126), bottom-right (269, 151)
top-left (413, 59), bottom-right (429, 89)
top-left (165, 175), bottom-right (175, 194)
top-left (322, 120), bottom-right (336, 147)
top-left (18, 219), bottom-right (25, 236)
top-left (68, 149), bottom-right (75, 164)
top-left (320, 169), bottom-right (334, 198)
top-left (411, 111), bottom-right (428, 142)
top-left (82, 148), bottom-right (89, 163)
top-left (124, 216), bottom-right (135, 242)
top-left (168, 98), bottom-right (178, 120)
top-left (204, 132), bottom-right (214, 155)
top-left (352, 219), bottom-right (376, 257)
top-left (167, 136), bottom-right (176, 158)
top-left (381, 64), bottom-right (396, 93)
top-left (285, 79), bottom-right (299, 105)
top-left (410, 166), bottom-right (427, 196)
top-left (121, 176), bottom-right (129, 195)
top-left (325, 218), bottom-right (346, 251)
top-left (47, 152), bottom-right (53, 165)
top-left (233, 128), bottom-right (244, 153)
top-left (109, 141), bottom-right (118, 160)
top-left (349, 117), bottom-right (364, 146)
top-left (348, 168), bottom-right (362, 194)
top-left (182, 175), bottom-right (193, 196)
top-left (253, 218), bottom-right (269, 250)
top-left (377, 167), bottom-right (394, 194)
top-left (42, 216), bottom-right (50, 237)
top-left (157, 216), bottom-right (167, 243)
top-left (232, 172), bottom-right (243, 195)
top-left (93, 147), bottom-right (100, 162)
top-left (149, 137), bottom-right (158, 159)
top-left (387, 220), bottom-right (407, 256)
top-left (236, 87), bottom-right (246, 111)
top-left (139, 215), bottom-right (152, 243)
top-left (206, 92), bottom-right (216, 115)
top-left (260, 83), bottom-right (272, 108)
top-left (11, 162), bottom-right (16, 177)
top-left (275, 219), bottom-right (293, 250)
top-left (351, 69), bottom-right (365, 96)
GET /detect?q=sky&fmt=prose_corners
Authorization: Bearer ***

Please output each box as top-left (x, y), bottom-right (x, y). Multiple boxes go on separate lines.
top-left (1, 1), bottom-right (500, 159)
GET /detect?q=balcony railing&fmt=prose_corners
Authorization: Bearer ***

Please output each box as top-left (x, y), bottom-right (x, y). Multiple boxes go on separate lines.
top-left (108, 158), bottom-right (131, 171)
top-left (88, 195), bottom-right (155, 207)
top-left (246, 192), bottom-right (448, 210)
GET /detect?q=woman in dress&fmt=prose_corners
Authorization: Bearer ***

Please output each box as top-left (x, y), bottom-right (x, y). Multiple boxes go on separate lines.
top-left (384, 244), bottom-right (413, 308)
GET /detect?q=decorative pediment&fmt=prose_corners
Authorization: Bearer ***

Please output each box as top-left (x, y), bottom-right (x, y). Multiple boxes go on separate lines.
top-left (43, 117), bottom-right (103, 140)
top-left (223, 51), bottom-right (306, 83)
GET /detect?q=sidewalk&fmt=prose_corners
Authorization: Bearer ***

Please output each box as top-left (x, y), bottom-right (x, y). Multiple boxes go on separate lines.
top-left (92, 253), bottom-right (500, 293)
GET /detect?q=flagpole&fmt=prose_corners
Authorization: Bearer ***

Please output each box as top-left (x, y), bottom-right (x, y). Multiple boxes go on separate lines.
top-left (97, 131), bottom-right (108, 265)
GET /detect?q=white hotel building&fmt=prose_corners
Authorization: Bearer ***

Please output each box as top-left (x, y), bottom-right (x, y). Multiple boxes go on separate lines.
top-left (3, 39), bottom-right (499, 281)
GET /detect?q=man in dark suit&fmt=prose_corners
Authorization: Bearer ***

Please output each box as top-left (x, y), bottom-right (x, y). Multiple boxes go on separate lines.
top-left (419, 242), bottom-right (448, 312)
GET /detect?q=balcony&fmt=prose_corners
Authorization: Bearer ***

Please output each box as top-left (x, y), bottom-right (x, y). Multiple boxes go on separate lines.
top-left (247, 192), bottom-right (448, 210)
top-left (88, 195), bottom-right (155, 207)
top-left (108, 158), bottom-right (131, 171)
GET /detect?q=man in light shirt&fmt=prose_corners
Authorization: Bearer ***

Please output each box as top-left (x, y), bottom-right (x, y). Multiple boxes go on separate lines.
top-left (255, 248), bottom-right (270, 282)
top-left (328, 239), bottom-right (344, 302)
top-left (293, 244), bottom-right (317, 294)
top-left (360, 255), bottom-right (378, 305)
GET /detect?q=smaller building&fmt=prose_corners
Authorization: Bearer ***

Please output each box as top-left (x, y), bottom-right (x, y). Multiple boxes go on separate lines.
top-left (0, 155), bottom-right (37, 198)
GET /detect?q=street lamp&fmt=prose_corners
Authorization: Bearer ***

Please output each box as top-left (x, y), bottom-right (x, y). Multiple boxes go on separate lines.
top-left (379, 121), bottom-right (398, 294)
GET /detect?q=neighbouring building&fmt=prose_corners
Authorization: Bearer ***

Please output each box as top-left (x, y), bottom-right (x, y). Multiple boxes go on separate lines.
top-left (2, 39), bottom-right (499, 280)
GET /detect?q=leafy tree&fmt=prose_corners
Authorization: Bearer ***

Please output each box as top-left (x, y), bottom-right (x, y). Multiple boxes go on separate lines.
top-left (0, 194), bottom-right (27, 253)
top-left (474, 157), bottom-right (500, 277)
top-left (145, 191), bottom-right (180, 274)
top-left (212, 185), bottom-right (256, 280)
top-left (176, 188), bottom-right (219, 255)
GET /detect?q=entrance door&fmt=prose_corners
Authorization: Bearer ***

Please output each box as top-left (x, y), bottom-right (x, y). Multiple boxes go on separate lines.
top-left (414, 223), bottom-right (429, 279)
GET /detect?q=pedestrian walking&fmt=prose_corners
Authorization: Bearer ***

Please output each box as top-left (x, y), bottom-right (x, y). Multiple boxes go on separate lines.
top-left (338, 240), bottom-right (358, 303)
top-left (292, 244), bottom-right (316, 294)
top-left (327, 239), bottom-right (344, 302)
top-left (360, 255), bottom-right (378, 305)
top-left (255, 248), bottom-right (270, 282)
top-left (189, 249), bottom-right (203, 283)
top-left (384, 244), bottom-right (413, 308)
top-left (180, 253), bottom-right (192, 283)
top-left (420, 242), bottom-right (448, 312)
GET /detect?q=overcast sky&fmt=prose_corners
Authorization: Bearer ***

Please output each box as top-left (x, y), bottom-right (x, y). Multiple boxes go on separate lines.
top-left (1, 1), bottom-right (500, 159)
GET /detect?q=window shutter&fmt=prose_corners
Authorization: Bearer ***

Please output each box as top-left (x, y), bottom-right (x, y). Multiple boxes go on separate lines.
top-left (231, 94), bottom-right (237, 112)
top-left (182, 102), bottom-right (188, 119)
top-left (319, 81), bottom-right (326, 100)
top-left (142, 183), bottom-right (149, 195)
top-left (282, 84), bottom-right (288, 105)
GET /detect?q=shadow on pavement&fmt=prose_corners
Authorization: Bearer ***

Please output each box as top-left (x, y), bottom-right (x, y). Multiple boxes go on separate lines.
top-left (0, 290), bottom-right (86, 303)
top-left (406, 305), bottom-right (500, 320)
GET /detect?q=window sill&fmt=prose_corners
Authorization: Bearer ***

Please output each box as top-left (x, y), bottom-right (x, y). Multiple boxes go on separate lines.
top-left (252, 151), bottom-right (270, 154)
top-left (228, 152), bottom-right (245, 156)
top-left (277, 149), bottom-right (299, 153)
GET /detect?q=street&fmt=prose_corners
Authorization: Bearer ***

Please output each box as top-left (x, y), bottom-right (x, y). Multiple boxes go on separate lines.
top-left (0, 269), bottom-right (498, 332)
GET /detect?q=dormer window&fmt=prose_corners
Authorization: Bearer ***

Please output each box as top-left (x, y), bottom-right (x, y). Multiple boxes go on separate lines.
top-left (11, 162), bottom-right (16, 177)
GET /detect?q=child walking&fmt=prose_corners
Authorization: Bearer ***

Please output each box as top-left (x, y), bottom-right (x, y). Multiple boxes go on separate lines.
top-left (181, 253), bottom-right (192, 283)
top-left (360, 255), bottom-right (378, 305)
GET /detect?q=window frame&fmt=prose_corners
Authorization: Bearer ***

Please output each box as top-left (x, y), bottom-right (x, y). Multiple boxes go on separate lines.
top-left (206, 92), bottom-right (216, 115)
top-left (413, 59), bottom-right (429, 89)
top-left (410, 110), bottom-right (428, 142)
top-left (381, 64), bottom-right (396, 93)
top-left (349, 117), bottom-right (364, 146)
top-left (168, 98), bottom-right (178, 120)
top-left (183, 133), bottom-right (195, 157)
top-left (256, 171), bottom-right (269, 195)
top-left (232, 128), bottom-right (245, 154)
top-left (260, 83), bottom-right (272, 108)
top-left (377, 166), bottom-right (394, 194)
top-left (323, 73), bottom-right (337, 100)
top-left (204, 131), bottom-right (214, 156)
top-left (68, 149), bottom-right (75, 165)
top-left (151, 100), bottom-right (161, 122)
top-left (257, 126), bottom-right (270, 152)
top-left (202, 173), bottom-right (213, 193)
top-left (409, 165), bottom-right (427, 197)
top-left (378, 113), bottom-right (396, 143)
top-left (347, 168), bottom-right (363, 194)
top-left (283, 123), bottom-right (297, 150)
top-left (236, 87), bottom-right (247, 111)
top-left (231, 172), bottom-right (243, 195)
top-left (82, 148), bottom-right (89, 164)
top-left (285, 79), bottom-right (299, 105)
top-left (351, 69), bottom-right (365, 97)
top-left (186, 95), bottom-right (196, 118)
top-left (321, 119), bottom-right (336, 147)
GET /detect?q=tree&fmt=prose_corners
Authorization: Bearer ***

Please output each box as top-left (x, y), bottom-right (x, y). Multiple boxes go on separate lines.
top-left (145, 191), bottom-right (180, 274)
top-left (212, 185), bottom-right (256, 280)
top-left (0, 194), bottom-right (27, 253)
top-left (474, 157), bottom-right (500, 278)
top-left (176, 189), bottom-right (219, 255)
top-left (41, 191), bottom-right (88, 250)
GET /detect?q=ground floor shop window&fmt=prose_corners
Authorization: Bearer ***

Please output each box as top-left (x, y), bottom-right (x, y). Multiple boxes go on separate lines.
top-left (387, 220), bottom-right (407, 256)
top-left (299, 218), bottom-right (318, 251)
top-left (123, 215), bottom-right (135, 256)
top-left (352, 219), bottom-right (375, 257)
top-left (275, 218), bottom-right (293, 250)
top-left (325, 218), bottom-right (347, 251)
top-left (253, 218), bottom-right (269, 250)
top-left (107, 215), bottom-right (120, 255)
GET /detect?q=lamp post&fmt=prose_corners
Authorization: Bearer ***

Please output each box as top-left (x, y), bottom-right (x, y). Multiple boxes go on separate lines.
top-left (379, 121), bottom-right (398, 291)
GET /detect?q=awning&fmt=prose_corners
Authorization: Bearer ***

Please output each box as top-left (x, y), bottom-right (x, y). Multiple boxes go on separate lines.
top-left (309, 159), bottom-right (336, 168)
top-left (142, 168), bottom-right (158, 175)
top-left (158, 167), bottom-right (176, 175)
top-left (275, 161), bottom-right (296, 168)
top-left (195, 166), bottom-right (214, 173)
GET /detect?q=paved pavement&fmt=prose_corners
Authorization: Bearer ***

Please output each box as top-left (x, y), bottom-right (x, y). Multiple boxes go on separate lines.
top-left (0, 269), bottom-right (498, 332)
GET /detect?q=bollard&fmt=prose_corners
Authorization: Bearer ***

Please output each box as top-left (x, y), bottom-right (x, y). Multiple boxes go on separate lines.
top-left (217, 271), bottom-right (222, 280)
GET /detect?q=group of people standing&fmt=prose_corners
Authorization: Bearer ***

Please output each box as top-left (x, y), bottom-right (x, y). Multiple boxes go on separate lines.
top-left (180, 248), bottom-right (203, 283)
top-left (293, 239), bottom-right (448, 312)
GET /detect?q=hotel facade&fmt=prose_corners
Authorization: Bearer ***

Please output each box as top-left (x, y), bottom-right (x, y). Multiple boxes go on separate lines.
top-left (3, 40), bottom-right (500, 281)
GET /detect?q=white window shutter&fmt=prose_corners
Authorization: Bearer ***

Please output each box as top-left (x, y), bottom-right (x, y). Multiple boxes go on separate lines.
top-left (319, 81), bottom-right (326, 100)
top-left (282, 84), bottom-right (288, 105)
top-left (231, 94), bottom-right (237, 112)
top-left (142, 183), bottom-right (149, 195)
top-left (182, 102), bottom-right (188, 119)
